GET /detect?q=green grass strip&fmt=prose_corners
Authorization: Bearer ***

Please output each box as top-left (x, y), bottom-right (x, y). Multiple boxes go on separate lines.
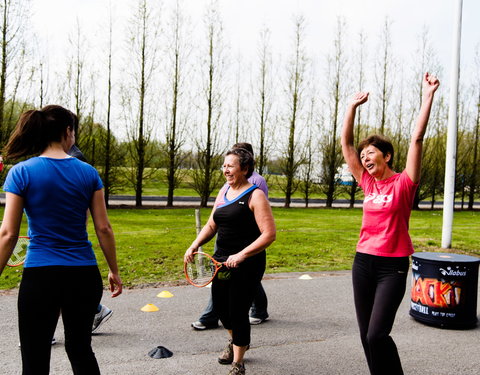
top-left (1, 208), bottom-right (478, 290)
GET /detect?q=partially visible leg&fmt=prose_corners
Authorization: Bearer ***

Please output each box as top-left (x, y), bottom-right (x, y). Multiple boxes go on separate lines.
top-left (212, 275), bottom-right (232, 330)
top-left (18, 267), bottom-right (61, 375)
top-left (232, 344), bottom-right (248, 364)
top-left (352, 253), bottom-right (376, 373)
top-left (366, 257), bottom-right (409, 375)
top-left (195, 240), bottom-right (221, 329)
top-left (213, 276), bottom-right (236, 365)
top-left (195, 291), bottom-right (219, 328)
top-left (230, 257), bottom-right (265, 363)
top-left (61, 266), bottom-right (103, 375)
top-left (249, 282), bottom-right (268, 322)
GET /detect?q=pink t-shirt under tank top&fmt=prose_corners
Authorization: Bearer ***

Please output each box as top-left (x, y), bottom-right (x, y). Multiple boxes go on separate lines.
top-left (357, 170), bottom-right (418, 257)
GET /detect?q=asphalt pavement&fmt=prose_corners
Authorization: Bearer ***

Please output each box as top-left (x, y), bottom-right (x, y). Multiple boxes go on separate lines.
top-left (1, 270), bottom-right (479, 375)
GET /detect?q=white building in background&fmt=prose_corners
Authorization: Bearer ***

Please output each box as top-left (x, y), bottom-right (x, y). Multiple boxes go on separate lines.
top-left (335, 163), bottom-right (354, 186)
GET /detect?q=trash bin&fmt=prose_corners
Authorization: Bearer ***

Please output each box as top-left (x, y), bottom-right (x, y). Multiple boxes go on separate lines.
top-left (410, 252), bottom-right (480, 329)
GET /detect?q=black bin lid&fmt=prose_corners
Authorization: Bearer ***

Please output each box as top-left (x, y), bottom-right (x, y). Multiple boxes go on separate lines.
top-left (412, 252), bottom-right (480, 263)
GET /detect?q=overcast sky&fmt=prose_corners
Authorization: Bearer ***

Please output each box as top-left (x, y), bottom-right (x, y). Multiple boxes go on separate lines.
top-left (30, 0), bottom-right (480, 77)
top-left (26, 0), bottom-right (480, 145)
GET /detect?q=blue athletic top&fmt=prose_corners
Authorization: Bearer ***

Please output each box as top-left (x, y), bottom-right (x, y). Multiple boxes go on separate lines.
top-left (3, 156), bottom-right (103, 267)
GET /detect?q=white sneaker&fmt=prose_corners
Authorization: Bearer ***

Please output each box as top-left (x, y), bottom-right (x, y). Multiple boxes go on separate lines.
top-left (191, 321), bottom-right (207, 330)
top-left (249, 316), bottom-right (267, 325)
top-left (92, 305), bottom-right (113, 333)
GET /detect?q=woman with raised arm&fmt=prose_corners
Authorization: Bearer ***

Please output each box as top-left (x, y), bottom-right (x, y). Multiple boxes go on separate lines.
top-left (0, 105), bottom-right (122, 375)
top-left (341, 72), bottom-right (439, 375)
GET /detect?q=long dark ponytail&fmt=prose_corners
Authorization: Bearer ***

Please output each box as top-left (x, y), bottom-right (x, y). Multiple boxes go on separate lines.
top-left (3, 105), bottom-right (78, 160)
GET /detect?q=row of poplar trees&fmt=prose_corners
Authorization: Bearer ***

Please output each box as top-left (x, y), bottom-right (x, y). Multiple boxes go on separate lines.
top-left (0, 0), bottom-right (479, 209)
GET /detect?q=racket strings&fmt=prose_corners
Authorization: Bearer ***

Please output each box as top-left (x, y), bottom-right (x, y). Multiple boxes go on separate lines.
top-left (187, 254), bottom-right (215, 285)
top-left (7, 238), bottom-right (29, 266)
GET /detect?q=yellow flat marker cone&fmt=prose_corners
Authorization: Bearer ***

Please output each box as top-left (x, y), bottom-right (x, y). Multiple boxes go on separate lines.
top-left (157, 291), bottom-right (174, 298)
top-left (141, 303), bottom-right (159, 312)
top-left (299, 274), bottom-right (312, 280)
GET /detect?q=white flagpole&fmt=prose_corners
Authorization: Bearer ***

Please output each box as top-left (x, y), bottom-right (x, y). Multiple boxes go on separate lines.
top-left (441, 0), bottom-right (463, 249)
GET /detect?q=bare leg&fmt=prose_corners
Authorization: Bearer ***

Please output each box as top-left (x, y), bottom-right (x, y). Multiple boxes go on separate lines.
top-left (233, 344), bottom-right (248, 364)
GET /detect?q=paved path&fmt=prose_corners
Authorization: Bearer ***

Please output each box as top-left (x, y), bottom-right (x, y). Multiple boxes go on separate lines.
top-left (1, 271), bottom-right (479, 374)
top-left (2, 193), bottom-right (478, 209)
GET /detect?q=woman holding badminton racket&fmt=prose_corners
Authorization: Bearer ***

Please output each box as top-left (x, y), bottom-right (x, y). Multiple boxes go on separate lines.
top-left (184, 147), bottom-right (276, 375)
top-left (341, 72), bottom-right (439, 375)
top-left (0, 105), bottom-right (122, 375)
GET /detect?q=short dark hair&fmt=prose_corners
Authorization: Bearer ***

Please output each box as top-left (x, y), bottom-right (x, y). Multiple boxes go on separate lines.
top-left (357, 135), bottom-right (394, 168)
top-left (232, 142), bottom-right (254, 156)
top-left (226, 147), bottom-right (255, 178)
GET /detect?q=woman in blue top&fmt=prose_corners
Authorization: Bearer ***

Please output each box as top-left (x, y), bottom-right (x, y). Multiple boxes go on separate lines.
top-left (0, 105), bottom-right (122, 375)
top-left (184, 148), bottom-right (276, 375)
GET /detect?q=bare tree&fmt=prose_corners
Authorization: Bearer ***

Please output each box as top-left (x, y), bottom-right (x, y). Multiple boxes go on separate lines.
top-left (390, 67), bottom-right (410, 173)
top-left (255, 27), bottom-right (275, 175)
top-left (103, 0), bottom-right (115, 207)
top-left (164, 0), bottom-right (190, 207)
top-left (279, 15), bottom-right (307, 208)
top-left (80, 73), bottom-right (99, 163)
top-left (230, 54), bottom-right (244, 145)
top-left (347, 31), bottom-right (367, 208)
top-left (299, 96), bottom-right (318, 207)
top-left (454, 95), bottom-right (471, 210)
top-left (374, 18), bottom-right (394, 134)
top-left (419, 96), bottom-right (447, 209)
top-left (33, 43), bottom-right (49, 108)
top-left (320, 17), bottom-right (348, 208)
top-left (467, 47), bottom-right (480, 209)
top-left (121, 0), bottom-right (160, 207)
top-left (191, 2), bottom-right (226, 207)
top-left (66, 19), bottom-right (89, 141)
top-left (0, 0), bottom-right (29, 146)
top-left (5, 42), bottom-right (32, 126)
top-left (409, 27), bottom-right (441, 209)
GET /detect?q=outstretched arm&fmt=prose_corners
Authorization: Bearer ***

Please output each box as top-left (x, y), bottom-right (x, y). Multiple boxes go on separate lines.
top-left (406, 72), bottom-right (440, 183)
top-left (90, 189), bottom-right (122, 297)
top-left (341, 92), bottom-right (369, 183)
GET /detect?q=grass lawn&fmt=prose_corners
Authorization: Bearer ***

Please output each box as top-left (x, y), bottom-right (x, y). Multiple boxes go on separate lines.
top-left (0, 207), bottom-right (479, 290)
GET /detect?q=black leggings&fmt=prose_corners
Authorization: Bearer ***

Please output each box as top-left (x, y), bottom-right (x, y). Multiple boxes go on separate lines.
top-left (18, 266), bottom-right (103, 375)
top-left (212, 253), bottom-right (265, 347)
top-left (352, 252), bottom-right (409, 375)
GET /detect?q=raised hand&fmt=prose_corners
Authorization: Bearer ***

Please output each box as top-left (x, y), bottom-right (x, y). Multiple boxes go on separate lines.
top-left (423, 72), bottom-right (440, 96)
top-left (350, 92), bottom-right (369, 108)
